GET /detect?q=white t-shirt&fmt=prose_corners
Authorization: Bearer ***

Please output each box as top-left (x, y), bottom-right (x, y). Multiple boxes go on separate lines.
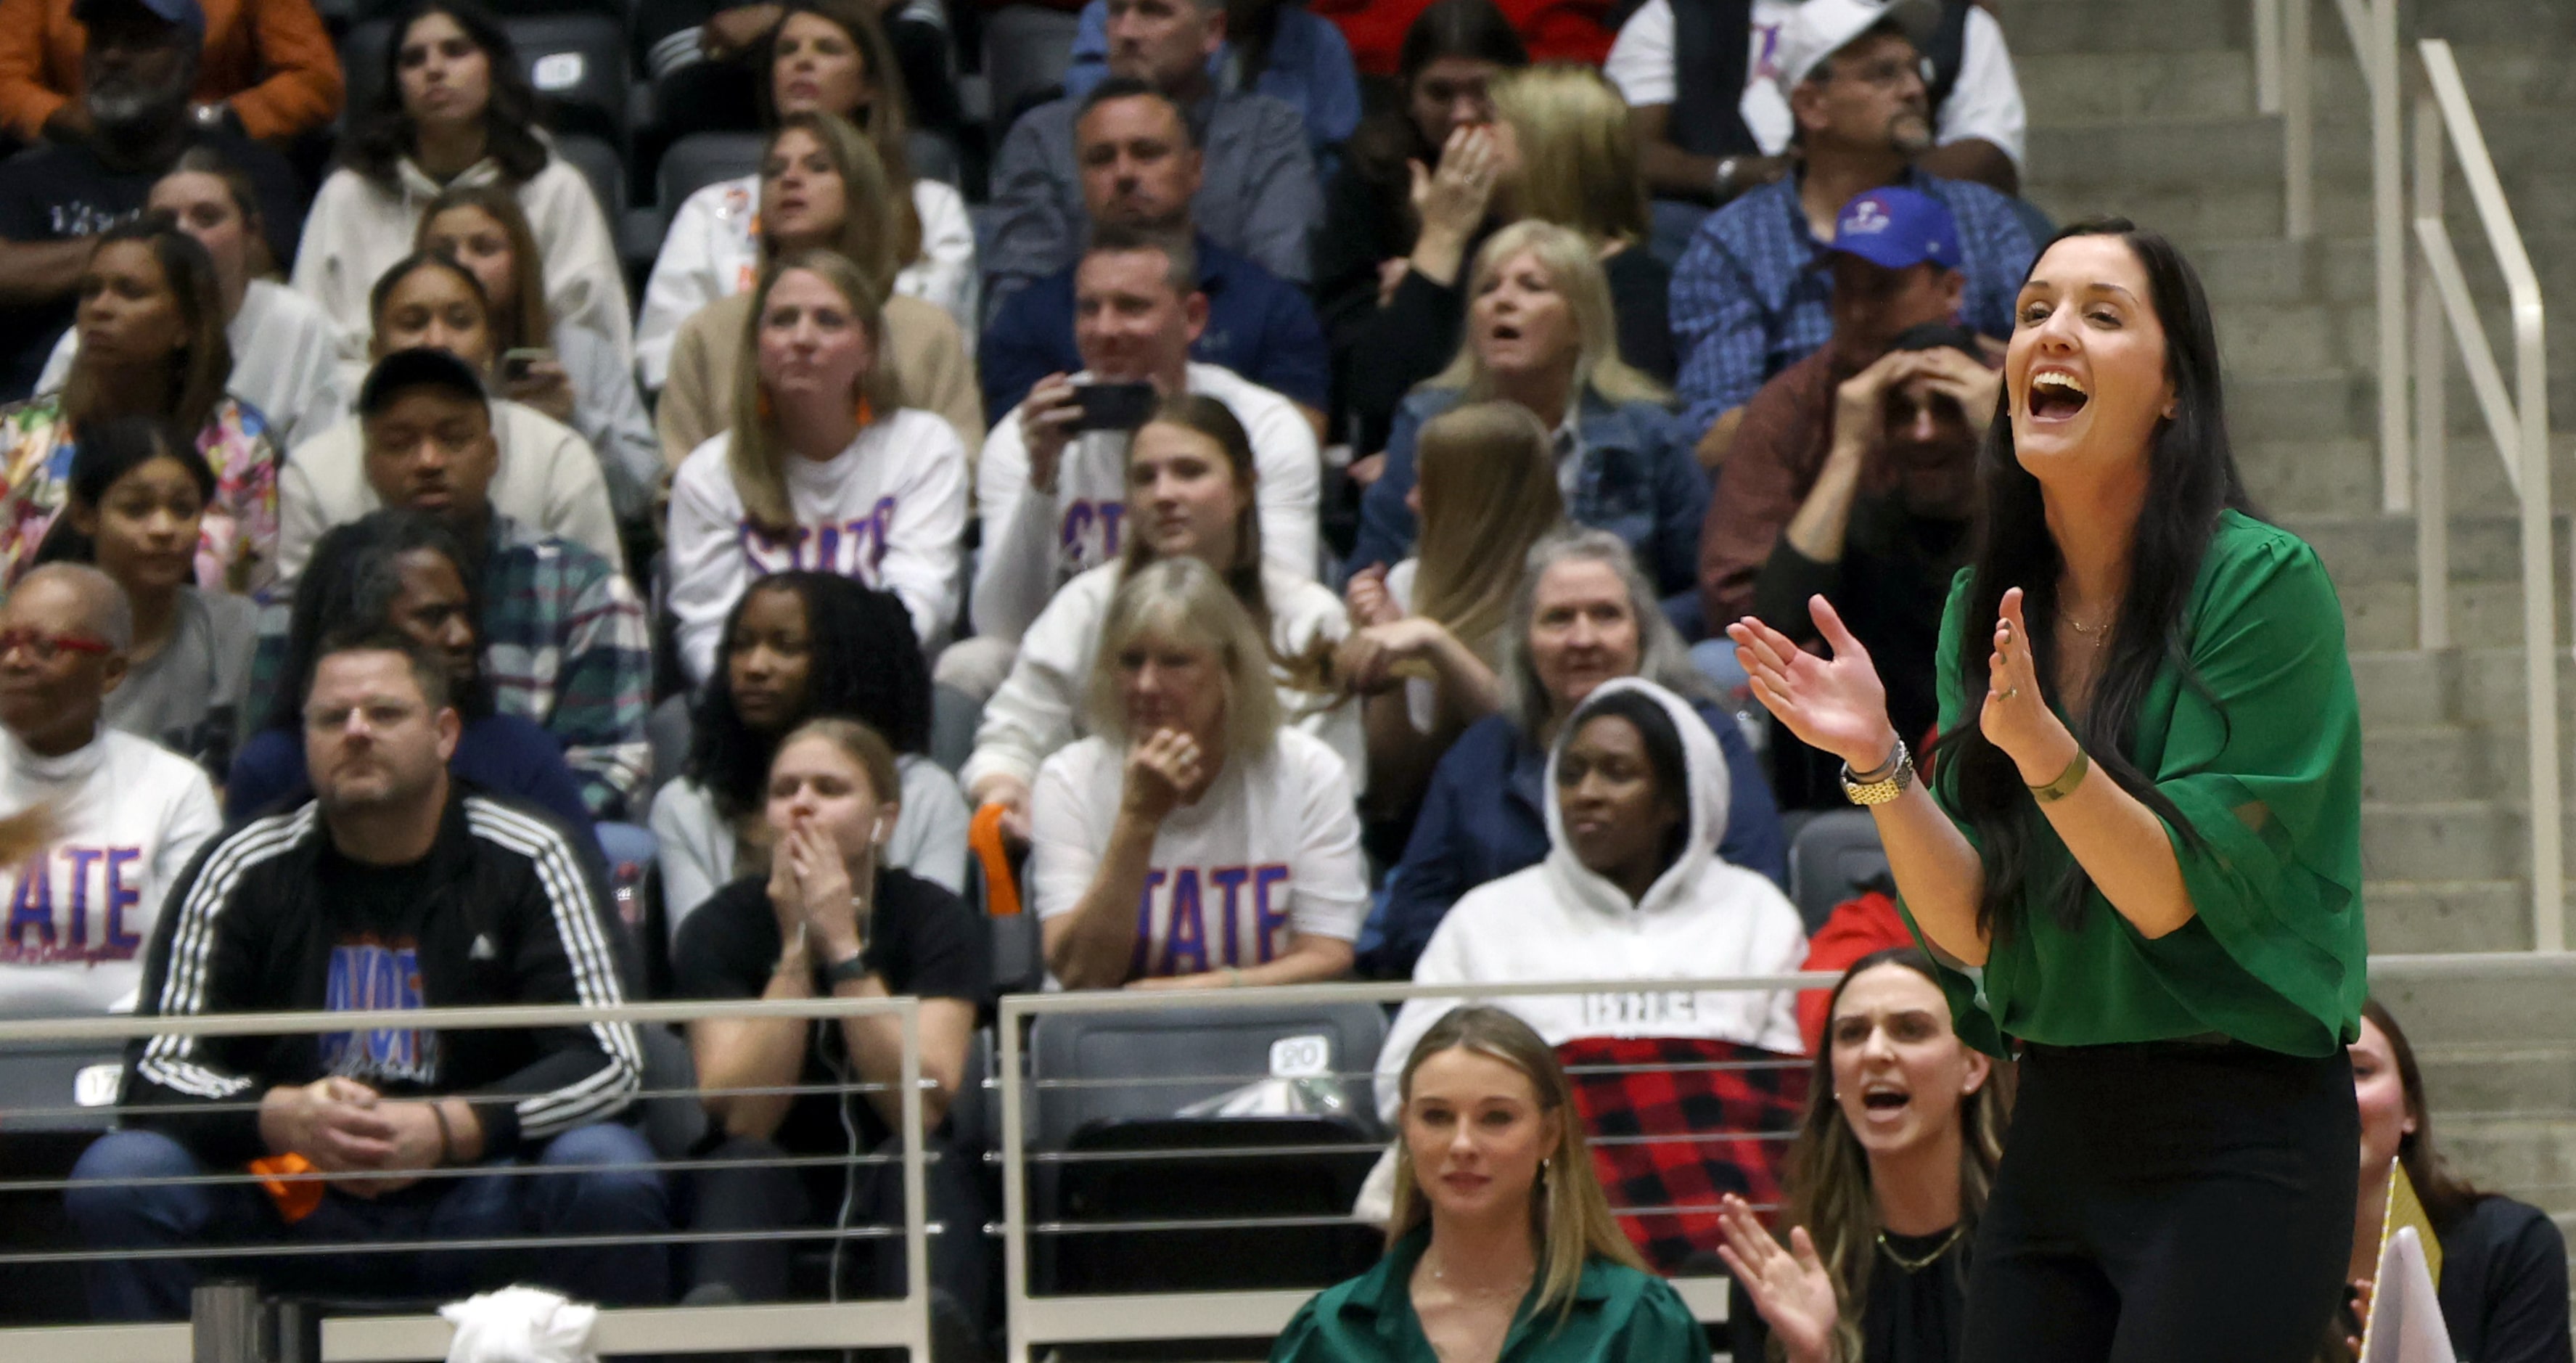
top-left (667, 407), bottom-right (969, 682)
top-left (972, 361), bottom-right (1321, 645)
top-left (634, 174), bottom-right (981, 390)
top-left (0, 729), bottom-right (221, 1015)
top-left (1604, 0), bottom-right (2027, 169)
top-left (1029, 726), bottom-right (1368, 985)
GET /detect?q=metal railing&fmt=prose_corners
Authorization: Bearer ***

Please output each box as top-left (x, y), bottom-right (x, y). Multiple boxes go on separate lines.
top-left (0, 996), bottom-right (937, 1362)
top-left (2406, 38), bottom-right (2559, 950)
top-left (2258, 0), bottom-right (2408, 509)
top-left (994, 972), bottom-right (1841, 1363)
top-left (2260, 1), bottom-right (2561, 949)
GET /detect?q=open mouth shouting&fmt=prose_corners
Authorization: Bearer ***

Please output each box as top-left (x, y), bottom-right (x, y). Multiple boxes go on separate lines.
top-left (2026, 369), bottom-right (2090, 424)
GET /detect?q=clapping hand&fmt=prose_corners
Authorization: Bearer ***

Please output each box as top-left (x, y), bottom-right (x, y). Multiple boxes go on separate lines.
top-left (782, 816), bottom-right (866, 962)
top-left (1727, 597), bottom-right (1900, 773)
top-left (1982, 589), bottom-right (2080, 784)
top-left (1712, 1194), bottom-right (1840, 1363)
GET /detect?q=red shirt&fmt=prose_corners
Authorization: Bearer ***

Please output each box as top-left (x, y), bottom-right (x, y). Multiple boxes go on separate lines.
top-left (1312, 0), bottom-right (1615, 75)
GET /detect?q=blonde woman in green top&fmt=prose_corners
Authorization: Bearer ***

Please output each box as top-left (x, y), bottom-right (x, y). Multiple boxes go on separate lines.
top-left (1271, 1006), bottom-right (1707, 1363)
top-left (1726, 220), bottom-right (2366, 1362)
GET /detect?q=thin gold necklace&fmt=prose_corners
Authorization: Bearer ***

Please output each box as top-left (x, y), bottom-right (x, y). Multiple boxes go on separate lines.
top-left (1427, 1253), bottom-right (1534, 1301)
top-left (1876, 1225), bottom-right (1966, 1273)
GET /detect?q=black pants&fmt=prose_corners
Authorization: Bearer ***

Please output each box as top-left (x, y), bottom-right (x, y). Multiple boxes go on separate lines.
top-left (1961, 1039), bottom-right (2358, 1363)
top-left (685, 1133), bottom-right (995, 1328)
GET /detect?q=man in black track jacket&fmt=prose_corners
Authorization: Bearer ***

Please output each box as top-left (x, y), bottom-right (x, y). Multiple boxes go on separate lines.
top-left (65, 631), bottom-right (668, 1320)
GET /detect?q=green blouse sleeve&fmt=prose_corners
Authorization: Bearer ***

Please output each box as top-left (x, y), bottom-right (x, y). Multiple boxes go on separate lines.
top-left (1604, 1276), bottom-right (1715, 1362)
top-left (2134, 523), bottom-right (2366, 1049)
top-left (1267, 1296), bottom-right (1334, 1363)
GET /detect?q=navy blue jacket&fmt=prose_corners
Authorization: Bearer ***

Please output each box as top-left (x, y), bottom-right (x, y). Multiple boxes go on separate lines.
top-left (977, 232), bottom-right (1331, 422)
top-left (1348, 387), bottom-right (1711, 599)
top-left (1361, 698), bottom-right (1787, 979)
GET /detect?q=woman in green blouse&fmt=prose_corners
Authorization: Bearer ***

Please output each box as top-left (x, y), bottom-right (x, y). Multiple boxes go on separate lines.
top-left (1726, 219), bottom-right (2366, 1362)
top-left (1271, 1006), bottom-right (1707, 1363)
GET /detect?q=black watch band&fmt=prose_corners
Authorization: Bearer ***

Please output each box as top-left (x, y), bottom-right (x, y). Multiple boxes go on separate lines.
top-left (823, 950), bottom-right (871, 986)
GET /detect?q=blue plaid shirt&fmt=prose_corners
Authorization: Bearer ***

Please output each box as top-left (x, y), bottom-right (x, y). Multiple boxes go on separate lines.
top-left (250, 514), bottom-right (650, 820)
top-left (1670, 168), bottom-right (2036, 439)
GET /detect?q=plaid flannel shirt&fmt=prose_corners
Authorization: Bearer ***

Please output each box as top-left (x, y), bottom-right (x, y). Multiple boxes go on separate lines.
top-left (479, 515), bottom-right (650, 819)
top-left (1670, 168), bottom-right (2035, 440)
top-left (1561, 1034), bottom-right (1810, 1273)
top-left (248, 514), bottom-right (650, 820)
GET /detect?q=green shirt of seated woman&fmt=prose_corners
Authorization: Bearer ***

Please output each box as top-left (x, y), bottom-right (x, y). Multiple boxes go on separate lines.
top-left (1271, 1006), bottom-right (1707, 1363)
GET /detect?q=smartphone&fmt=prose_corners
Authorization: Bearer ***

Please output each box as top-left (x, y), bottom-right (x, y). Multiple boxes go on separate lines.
top-left (500, 347), bottom-right (554, 382)
top-left (1067, 381), bottom-right (1157, 434)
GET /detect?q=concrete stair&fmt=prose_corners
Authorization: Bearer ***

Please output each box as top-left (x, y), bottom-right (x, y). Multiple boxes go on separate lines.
top-left (1990, 0), bottom-right (2576, 1221)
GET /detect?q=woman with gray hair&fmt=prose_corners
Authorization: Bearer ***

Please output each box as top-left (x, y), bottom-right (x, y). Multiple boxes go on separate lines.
top-left (1345, 220), bottom-right (1708, 611)
top-left (1363, 528), bottom-right (1785, 979)
top-left (1027, 556), bottom-right (1369, 991)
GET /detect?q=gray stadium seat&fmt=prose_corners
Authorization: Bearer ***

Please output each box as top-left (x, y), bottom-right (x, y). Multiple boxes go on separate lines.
top-left (636, 1022), bottom-right (709, 1160)
top-left (551, 132), bottom-right (628, 228)
top-left (1788, 809), bottom-right (1891, 933)
top-left (1027, 1001), bottom-right (1387, 1150)
top-left (504, 12), bottom-right (630, 144)
top-left (655, 131), bottom-right (764, 215)
top-left (0, 1038), bottom-right (124, 1134)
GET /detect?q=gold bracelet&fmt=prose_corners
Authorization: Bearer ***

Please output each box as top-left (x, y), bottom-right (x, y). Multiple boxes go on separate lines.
top-left (2027, 748), bottom-right (2091, 804)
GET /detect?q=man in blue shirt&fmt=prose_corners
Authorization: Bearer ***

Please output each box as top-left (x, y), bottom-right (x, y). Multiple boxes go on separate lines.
top-left (980, 78), bottom-right (1330, 431)
top-left (1668, 0), bottom-right (2033, 468)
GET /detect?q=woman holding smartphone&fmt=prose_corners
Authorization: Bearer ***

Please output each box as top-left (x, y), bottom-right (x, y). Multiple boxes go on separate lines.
top-left (1727, 220), bottom-right (2366, 1361)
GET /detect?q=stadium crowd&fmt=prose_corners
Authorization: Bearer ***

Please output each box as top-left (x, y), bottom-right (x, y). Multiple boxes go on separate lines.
top-left (0, 0), bottom-right (2561, 1357)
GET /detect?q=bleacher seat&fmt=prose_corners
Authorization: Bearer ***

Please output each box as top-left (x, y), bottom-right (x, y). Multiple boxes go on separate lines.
top-left (503, 12), bottom-right (630, 146)
top-left (552, 132), bottom-right (628, 236)
top-left (655, 131), bottom-right (766, 216)
top-left (1787, 809), bottom-right (1890, 933)
top-left (1025, 1002), bottom-right (1388, 1296)
top-left (0, 1036), bottom-right (124, 1134)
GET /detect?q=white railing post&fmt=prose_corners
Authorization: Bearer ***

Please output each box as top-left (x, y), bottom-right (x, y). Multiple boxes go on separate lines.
top-left (998, 1000), bottom-right (1033, 1363)
top-left (2254, 0), bottom-right (2284, 113)
top-left (2369, 0), bottom-right (2409, 514)
top-left (2411, 93), bottom-right (2447, 650)
top-left (2414, 39), bottom-right (2560, 951)
top-left (2281, 0), bottom-right (2314, 238)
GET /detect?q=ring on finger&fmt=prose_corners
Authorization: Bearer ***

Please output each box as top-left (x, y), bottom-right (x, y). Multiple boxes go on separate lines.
top-left (1998, 686), bottom-right (2019, 700)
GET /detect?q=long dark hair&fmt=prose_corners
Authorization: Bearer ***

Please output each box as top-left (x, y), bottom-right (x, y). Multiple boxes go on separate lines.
top-left (2362, 999), bottom-right (2485, 1230)
top-left (62, 216), bottom-right (233, 438)
top-left (342, 0), bottom-right (550, 186)
top-left (261, 509), bottom-right (490, 731)
top-left (1349, 0), bottom-right (1527, 191)
top-left (686, 572), bottom-right (932, 820)
top-left (31, 417), bottom-right (216, 568)
top-left (1779, 949), bottom-right (2009, 1363)
top-left (1931, 218), bottom-right (2255, 936)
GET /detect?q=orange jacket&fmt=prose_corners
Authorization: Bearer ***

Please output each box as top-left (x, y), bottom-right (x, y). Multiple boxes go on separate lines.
top-left (1794, 888), bottom-right (1919, 1057)
top-left (0, 0), bottom-right (342, 142)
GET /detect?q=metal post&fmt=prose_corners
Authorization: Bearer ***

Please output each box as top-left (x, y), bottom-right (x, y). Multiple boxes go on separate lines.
top-left (191, 1282), bottom-right (263, 1363)
top-left (898, 999), bottom-right (930, 1363)
top-left (2372, 0), bottom-right (2409, 512)
top-left (2516, 294), bottom-right (2559, 951)
top-left (2254, 0), bottom-right (2284, 114)
top-left (998, 1002), bottom-right (1031, 1363)
top-left (2282, 0), bottom-right (2313, 238)
top-left (2412, 94), bottom-right (2448, 650)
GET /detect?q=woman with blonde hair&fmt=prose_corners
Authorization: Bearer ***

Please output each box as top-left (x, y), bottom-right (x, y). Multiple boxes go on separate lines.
top-left (638, 0), bottom-right (977, 388)
top-left (652, 111), bottom-right (983, 467)
top-left (1717, 949), bottom-right (2009, 1363)
top-left (417, 184), bottom-right (659, 523)
top-left (1350, 220), bottom-right (1706, 605)
top-left (666, 249), bottom-right (968, 682)
top-left (966, 393), bottom-right (1358, 844)
top-left (1341, 400), bottom-right (1561, 817)
top-left (1027, 554), bottom-right (1367, 990)
top-left (1277, 1005), bottom-right (1707, 1362)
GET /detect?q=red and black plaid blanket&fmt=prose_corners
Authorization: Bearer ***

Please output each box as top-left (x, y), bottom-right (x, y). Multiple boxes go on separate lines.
top-left (1558, 1035), bottom-right (1810, 1272)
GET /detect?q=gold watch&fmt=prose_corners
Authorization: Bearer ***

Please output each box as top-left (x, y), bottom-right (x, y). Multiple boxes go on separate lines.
top-left (1840, 738), bottom-right (1915, 806)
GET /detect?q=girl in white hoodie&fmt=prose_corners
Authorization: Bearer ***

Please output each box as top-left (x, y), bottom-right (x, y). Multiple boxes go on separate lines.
top-left (1373, 676), bottom-right (1808, 1266)
top-left (292, 0), bottom-right (631, 373)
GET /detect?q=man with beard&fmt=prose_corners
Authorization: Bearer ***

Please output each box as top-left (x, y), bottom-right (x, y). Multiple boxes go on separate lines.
top-left (1668, 0), bottom-right (2029, 472)
top-left (0, 0), bottom-right (303, 398)
top-left (1698, 188), bottom-right (1995, 809)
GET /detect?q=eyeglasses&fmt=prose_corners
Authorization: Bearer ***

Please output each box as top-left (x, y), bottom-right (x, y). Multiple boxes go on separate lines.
top-left (0, 628), bottom-right (114, 663)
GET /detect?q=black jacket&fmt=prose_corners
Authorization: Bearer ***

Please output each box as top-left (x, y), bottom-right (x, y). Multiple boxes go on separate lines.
top-left (123, 787), bottom-right (643, 1166)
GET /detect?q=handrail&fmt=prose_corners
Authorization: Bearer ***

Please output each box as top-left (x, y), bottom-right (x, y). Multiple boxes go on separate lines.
top-left (2266, 0), bottom-right (2408, 512)
top-left (0, 996), bottom-right (935, 1363)
top-left (2408, 38), bottom-right (2559, 951)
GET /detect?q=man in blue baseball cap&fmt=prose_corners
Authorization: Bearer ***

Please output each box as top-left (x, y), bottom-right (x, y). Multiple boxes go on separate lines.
top-left (1697, 185), bottom-right (1998, 809)
top-left (1666, 0), bottom-right (2035, 473)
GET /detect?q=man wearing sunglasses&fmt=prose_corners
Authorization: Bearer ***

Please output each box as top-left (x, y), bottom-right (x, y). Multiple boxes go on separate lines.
top-left (0, 562), bottom-right (220, 1016)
